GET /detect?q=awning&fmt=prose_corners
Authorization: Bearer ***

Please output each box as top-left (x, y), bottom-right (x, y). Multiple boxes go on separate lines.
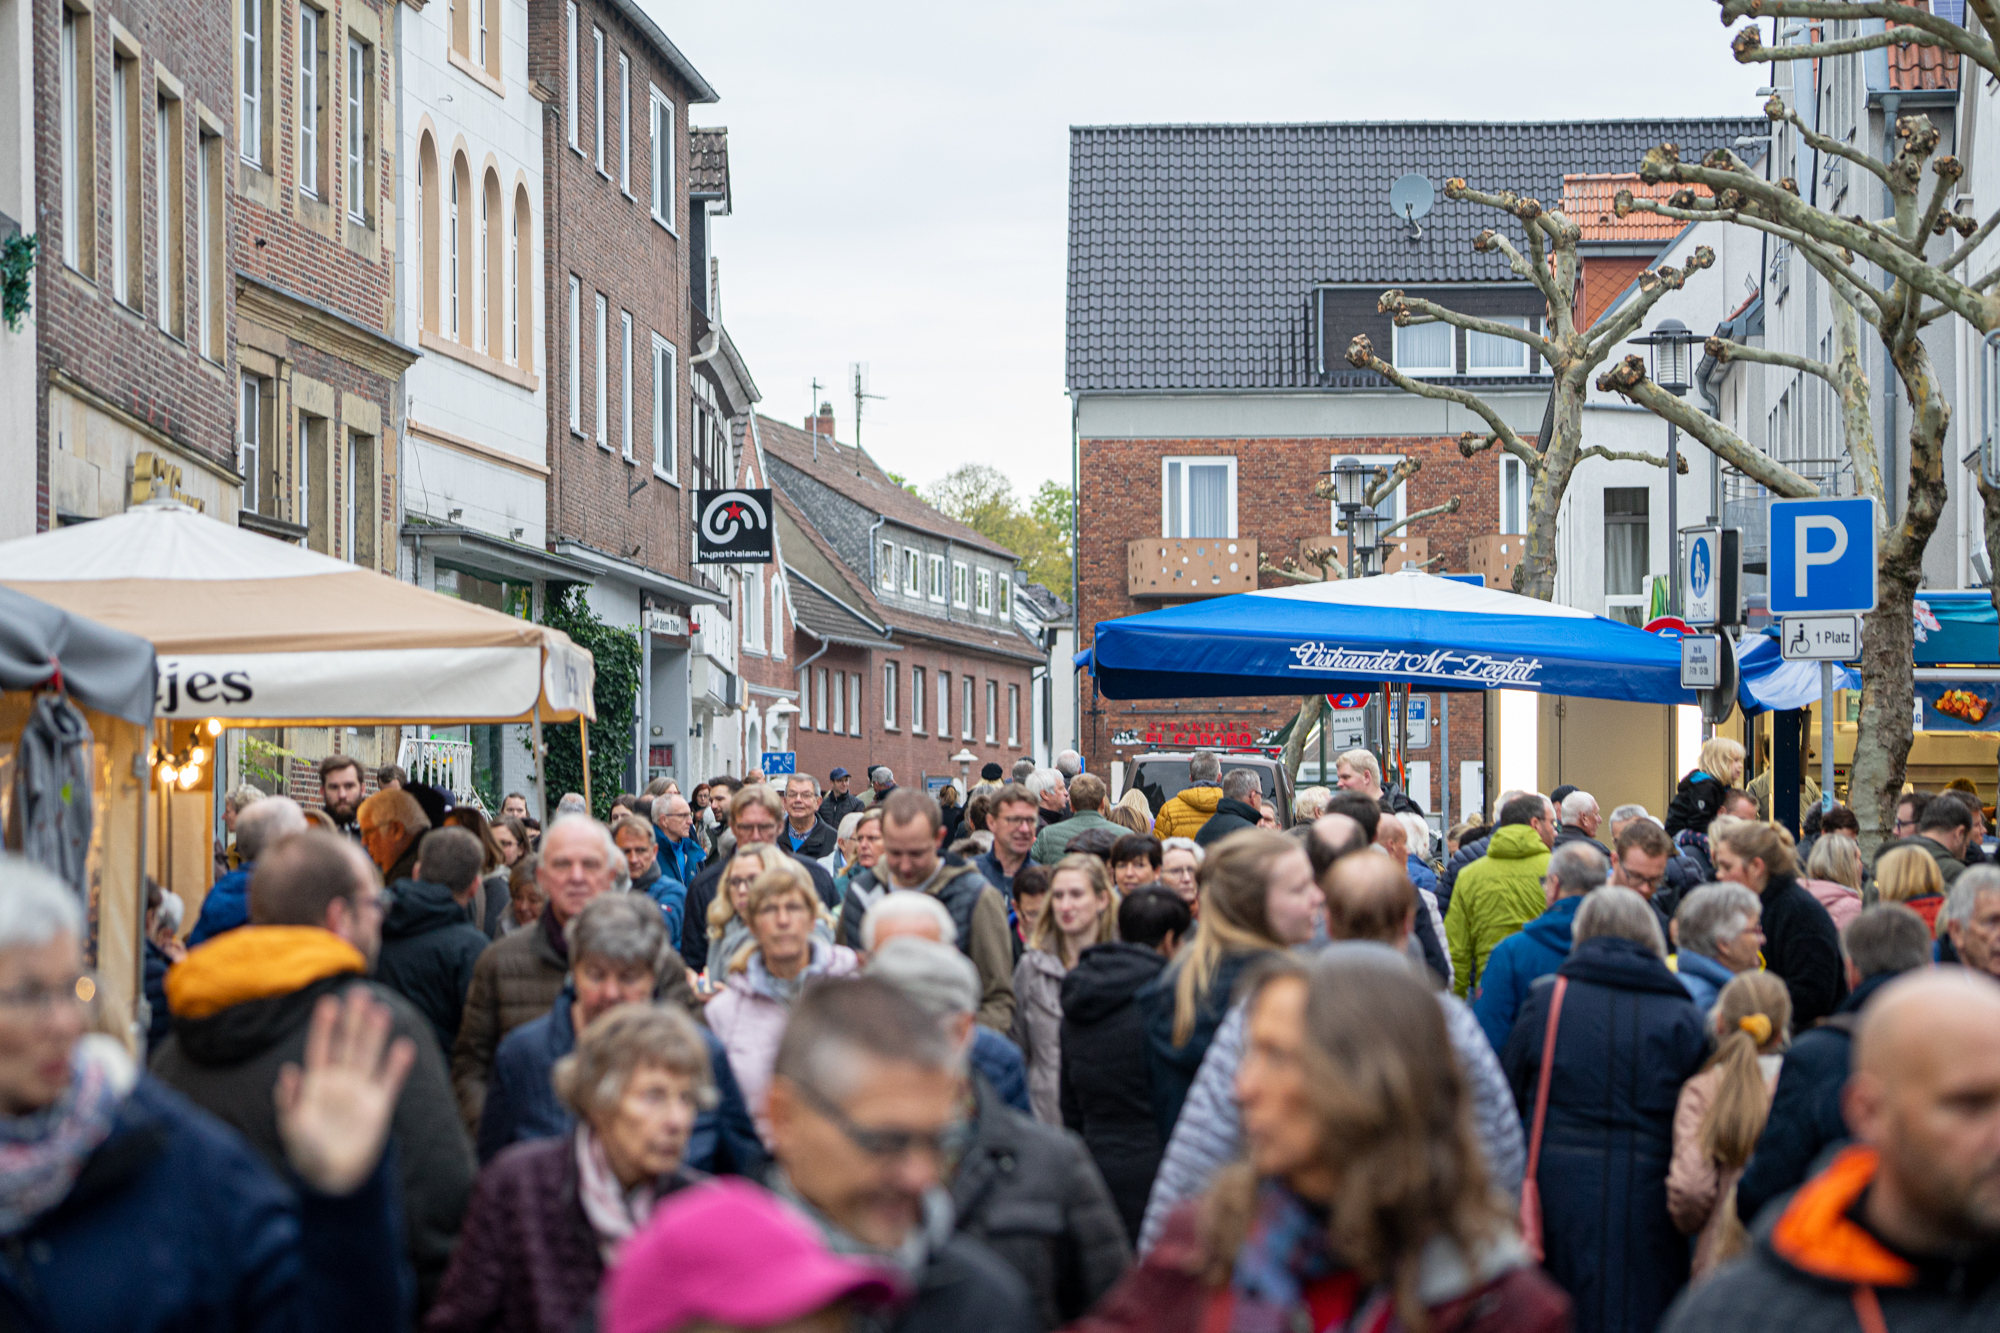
top-left (0, 586), bottom-right (158, 724)
top-left (1077, 570), bottom-right (1697, 705)
top-left (0, 502), bottom-right (594, 724)
top-left (1735, 630), bottom-right (1862, 715)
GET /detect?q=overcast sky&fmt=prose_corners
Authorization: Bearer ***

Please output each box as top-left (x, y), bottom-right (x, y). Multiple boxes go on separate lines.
top-left (656, 1), bottom-right (1767, 501)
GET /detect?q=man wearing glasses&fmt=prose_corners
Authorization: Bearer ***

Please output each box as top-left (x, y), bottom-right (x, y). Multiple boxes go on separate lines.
top-left (764, 977), bottom-right (1035, 1333)
top-left (1610, 819), bottom-right (1679, 944)
top-left (678, 785), bottom-right (840, 974)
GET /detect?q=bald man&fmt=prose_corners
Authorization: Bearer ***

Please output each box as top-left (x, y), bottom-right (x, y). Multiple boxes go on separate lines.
top-left (1663, 969), bottom-right (2000, 1331)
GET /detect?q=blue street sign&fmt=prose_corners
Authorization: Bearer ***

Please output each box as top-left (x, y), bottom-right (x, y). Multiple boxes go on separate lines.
top-left (1769, 497), bottom-right (1879, 616)
top-left (760, 751), bottom-right (796, 776)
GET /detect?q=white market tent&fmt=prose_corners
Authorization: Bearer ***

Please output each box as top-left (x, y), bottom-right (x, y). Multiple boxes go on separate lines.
top-left (0, 502), bottom-right (595, 726)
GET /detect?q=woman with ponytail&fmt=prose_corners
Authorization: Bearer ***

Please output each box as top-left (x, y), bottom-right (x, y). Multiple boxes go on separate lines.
top-left (1136, 829), bottom-right (1322, 1138)
top-left (1667, 971), bottom-right (1791, 1277)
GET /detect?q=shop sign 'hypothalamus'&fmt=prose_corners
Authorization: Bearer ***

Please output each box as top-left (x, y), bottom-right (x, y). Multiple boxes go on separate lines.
top-left (695, 489), bottom-right (775, 564)
top-left (1287, 642), bottom-right (1543, 688)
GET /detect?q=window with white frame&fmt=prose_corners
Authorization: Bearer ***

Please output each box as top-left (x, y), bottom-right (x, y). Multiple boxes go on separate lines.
top-left (109, 53), bottom-right (133, 305)
top-left (996, 574), bottom-right (1011, 618)
top-left (744, 573), bottom-right (763, 650)
top-left (568, 276), bottom-right (581, 432)
top-left (937, 671), bottom-right (950, 737)
top-left (649, 89), bottom-right (673, 228)
top-left (565, 2), bottom-right (578, 150)
top-left (815, 668), bottom-right (829, 731)
top-left (961, 677), bottom-right (973, 740)
top-left (157, 93), bottom-right (184, 335)
top-left (927, 554), bottom-right (945, 602)
top-left (903, 548), bottom-right (921, 596)
top-left (849, 674), bottom-right (862, 736)
top-left (1008, 683), bottom-right (1019, 747)
top-left (1392, 320), bottom-right (1454, 376)
top-left (1161, 456), bottom-right (1238, 538)
top-left (594, 293), bottom-right (608, 445)
top-left (1467, 316), bottom-right (1534, 375)
top-left (883, 664), bottom-right (898, 729)
top-left (1499, 455), bottom-right (1526, 535)
top-left (619, 312), bottom-right (633, 460)
top-left (911, 667), bottom-right (926, 734)
top-left (975, 569), bottom-right (992, 615)
top-left (770, 583), bottom-right (785, 658)
top-left (951, 561), bottom-right (968, 607)
top-left (652, 334), bottom-right (676, 479)
top-left (61, 7), bottom-right (93, 275)
top-left (617, 52), bottom-right (630, 192)
top-left (1603, 487), bottom-right (1649, 625)
top-left (591, 27), bottom-right (604, 169)
top-left (346, 37), bottom-right (369, 224)
top-left (298, 4), bottom-right (321, 197)
top-left (197, 127), bottom-right (220, 358)
top-left (239, 375), bottom-right (263, 515)
top-left (832, 671), bottom-right (846, 734)
top-left (985, 680), bottom-right (997, 743)
top-left (1328, 453), bottom-right (1407, 531)
top-left (241, 0), bottom-right (263, 166)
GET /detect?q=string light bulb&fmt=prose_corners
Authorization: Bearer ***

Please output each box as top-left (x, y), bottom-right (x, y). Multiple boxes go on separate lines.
top-left (189, 746), bottom-right (209, 766)
top-left (158, 762), bottom-right (179, 785)
top-left (205, 718), bottom-right (223, 737)
top-left (178, 765), bottom-right (200, 791)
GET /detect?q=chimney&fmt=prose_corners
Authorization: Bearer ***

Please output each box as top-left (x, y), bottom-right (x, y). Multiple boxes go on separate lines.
top-left (807, 401), bottom-right (837, 441)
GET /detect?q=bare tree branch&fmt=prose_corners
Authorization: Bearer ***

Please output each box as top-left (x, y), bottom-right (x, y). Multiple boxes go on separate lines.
top-left (1943, 205), bottom-right (2000, 270)
top-left (1456, 431), bottom-right (1543, 470)
top-left (1706, 337), bottom-right (1839, 389)
top-left (1618, 191), bottom-right (1893, 318)
top-left (1766, 94), bottom-right (1892, 192)
top-left (1576, 445), bottom-right (1691, 473)
top-left (1717, 0), bottom-right (2000, 79)
top-left (1346, 334), bottom-right (1541, 465)
top-left (1586, 248), bottom-right (1720, 352)
top-left (1365, 458), bottom-right (1422, 510)
top-left (1916, 156), bottom-right (1966, 247)
top-left (1595, 356), bottom-right (1820, 498)
top-left (1731, 20), bottom-right (1956, 66)
top-left (1382, 497), bottom-right (1462, 537)
top-left (1382, 292), bottom-right (1559, 363)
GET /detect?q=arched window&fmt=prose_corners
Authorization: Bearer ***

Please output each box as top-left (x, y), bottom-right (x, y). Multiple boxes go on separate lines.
top-left (418, 133), bottom-right (439, 334)
top-left (511, 185), bottom-right (532, 370)
top-left (451, 152), bottom-right (471, 343)
top-left (482, 168), bottom-right (502, 357)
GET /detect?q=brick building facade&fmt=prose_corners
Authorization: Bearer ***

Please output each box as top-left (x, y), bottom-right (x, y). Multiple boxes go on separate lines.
top-left (34, 0), bottom-right (240, 528)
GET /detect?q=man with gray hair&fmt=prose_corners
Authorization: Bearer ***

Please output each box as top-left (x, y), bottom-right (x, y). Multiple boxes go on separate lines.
top-left (1054, 748), bottom-right (1084, 780)
top-left (1010, 757), bottom-right (1037, 783)
top-left (1025, 765), bottom-right (1070, 828)
top-left (1153, 751), bottom-right (1222, 841)
top-left (1554, 789), bottom-right (1610, 859)
top-left (555, 792), bottom-right (589, 816)
top-left (1944, 863), bottom-right (2000, 979)
top-left (865, 766), bottom-right (898, 806)
top-left (1193, 768), bottom-right (1265, 848)
top-left (764, 978), bottom-right (1037, 1333)
top-left (862, 941), bottom-right (1128, 1327)
top-left (1670, 883), bottom-right (1765, 1012)
top-left (651, 791), bottom-right (704, 890)
top-left (1293, 785), bottom-right (1333, 822)
top-left (863, 923), bottom-right (1026, 1112)
top-left (188, 795), bottom-right (308, 945)
top-left (1606, 803), bottom-right (1653, 843)
top-left (781, 772), bottom-right (838, 863)
top-left (1470, 839), bottom-right (1606, 1051)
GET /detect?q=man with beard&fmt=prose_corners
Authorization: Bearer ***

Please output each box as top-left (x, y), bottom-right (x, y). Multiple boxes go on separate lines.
top-left (318, 754), bottom-right (366, 838)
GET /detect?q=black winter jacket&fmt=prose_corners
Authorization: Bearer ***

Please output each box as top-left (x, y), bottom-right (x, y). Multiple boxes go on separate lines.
top-left (1757, 872), bottom-right (1847, 1029)
top-left (1503, 936), bottom-right (1709, 1333)
top-left (1192, 797), bottom-right (1262, 848)
top-left (950, 1077), bottom-right (1131, 1330)
top-left (1058, 941), bottom-right (1169, 1245)
top-left (818, 790), bottom-right (865, 828)
top-left (1664, 772), bottom-right (1730, 837)
top-left (1136, 950), bottom-right (1269, 1140)
top-left (374, 877), bottom-right (491, 1054)
top-left (782, 816), bottom-right (840, 861)
top-left (151, 974), bottom-right (475, 1310)
top-left (679, 844), bottom-right (841, 971)
top-left (1735, 970), bottom-right (1900, 1225)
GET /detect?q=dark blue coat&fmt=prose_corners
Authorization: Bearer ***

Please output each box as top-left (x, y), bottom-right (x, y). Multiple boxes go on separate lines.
top-left (972, 1026), bottom-right (1032, 1115)
top-left (0, 1076), bottom-right (407, 1333)
top-left (1504, 936), bottom-right (1709, 1333)
top-left (653, 828), bottom-right (705, 891)
top-left (1471, 894), bottom-right (1581, 1053)
top-left (187, 865), bottom-right (252, 946)
top-left (476, 988), bottom-right (767, 1179)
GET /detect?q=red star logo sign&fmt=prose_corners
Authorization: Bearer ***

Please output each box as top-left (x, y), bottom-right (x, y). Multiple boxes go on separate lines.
top-left (723, 502), bottom-right (746, 522)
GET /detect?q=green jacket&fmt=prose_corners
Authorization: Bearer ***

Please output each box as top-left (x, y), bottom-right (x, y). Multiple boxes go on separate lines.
top-left (1031, 811), bottom-right (1124, 866)
top-left (1445, 824), bottom-right (1552, 999)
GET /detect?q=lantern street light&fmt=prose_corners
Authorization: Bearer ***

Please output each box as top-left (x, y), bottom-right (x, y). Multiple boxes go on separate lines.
top-left (952, 747), bottom-right (978, 787)
top-left (1629, 318), bottom-right (1705, 615)
top-left (1329, 457), bottom-right (1374, 580)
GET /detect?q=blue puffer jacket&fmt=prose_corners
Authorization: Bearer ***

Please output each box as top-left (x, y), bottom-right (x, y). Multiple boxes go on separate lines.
top-left (477, 988), bottom-right (767, 1178)
top-left (0, 1076), bottom-right (407, 1333)
top-left (1674, 950), bottom-right (1736, 1015)
top-left (1471, 895), bottom-right (1581, 1053)
top-left (1503, 937), bottom-right (1709, 1333)
top-left (187, 864), bottom-right (253, 946)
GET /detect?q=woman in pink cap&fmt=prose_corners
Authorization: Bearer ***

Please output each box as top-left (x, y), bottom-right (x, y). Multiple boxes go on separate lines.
top-left (603, 1178), bottom-right (903, 1333)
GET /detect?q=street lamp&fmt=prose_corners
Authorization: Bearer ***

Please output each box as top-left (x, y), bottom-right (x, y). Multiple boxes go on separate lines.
top-left (766, 698), bottom-right (800, 755)
top-left (1630, 317), bottom-right (1705, 615)
top-left (952, 747), bottom-right (977, 788)
top-left (1329, 458), bottom-right (1373, 581)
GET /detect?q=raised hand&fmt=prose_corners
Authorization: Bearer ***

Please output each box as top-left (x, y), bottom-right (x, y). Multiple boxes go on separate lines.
top-left (274, 988), bottom-right (417, 1196)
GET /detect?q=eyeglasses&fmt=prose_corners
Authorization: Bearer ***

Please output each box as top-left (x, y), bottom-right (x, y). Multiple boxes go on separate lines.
top-left (1894, 817), bottom-right (1918, 832)
top-left (793, 1079), bottom-right (957, 1161)
top-left (754, 899), bottom-right (811, 921)
top-left (0, 973), bottom-right (98, 1015)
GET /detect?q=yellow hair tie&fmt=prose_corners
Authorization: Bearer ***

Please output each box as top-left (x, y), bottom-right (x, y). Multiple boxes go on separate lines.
top-left (1738, 1014), bottom-right (1773, 1045)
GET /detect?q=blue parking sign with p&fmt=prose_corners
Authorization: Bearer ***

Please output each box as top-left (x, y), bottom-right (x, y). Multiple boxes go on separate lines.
top-left (1769, 497), bottom-right (1879, 615)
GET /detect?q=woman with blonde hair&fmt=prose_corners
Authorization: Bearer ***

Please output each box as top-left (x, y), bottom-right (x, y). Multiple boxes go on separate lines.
top-left (1012, 853), bottom-right (1119, 1124)
top-left (1666, 736), bottom-right (1746, 837)
top-left (705, 845), bottom-right (817, 981)
top-left (1801, 832), bottom-right (1864, 930)
top-left (1874, 842), bottom-right (1947, 933)
top-left (1668, 971), bottom-right (1791, 1277)
top-left (1712, 819), bottom-right (1846, 1028)
top-left (1136, 829), bottom-right (1324, 1135)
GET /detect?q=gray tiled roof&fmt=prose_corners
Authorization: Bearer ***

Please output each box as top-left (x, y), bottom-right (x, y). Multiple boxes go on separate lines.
top-left (1067, 119), bottom-right (1762, 392)
top-left (690, 127), bottom-right (729, 202)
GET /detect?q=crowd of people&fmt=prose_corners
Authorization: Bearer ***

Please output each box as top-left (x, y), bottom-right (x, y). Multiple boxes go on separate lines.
top-left (7, 738), bottom-right (2000, 1332)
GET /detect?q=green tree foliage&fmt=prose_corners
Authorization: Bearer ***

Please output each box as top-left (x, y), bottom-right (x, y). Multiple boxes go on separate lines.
top-left (538, 586), bottom-right (641, 819)
top-left (924, 465), bottom-right (1074, 597)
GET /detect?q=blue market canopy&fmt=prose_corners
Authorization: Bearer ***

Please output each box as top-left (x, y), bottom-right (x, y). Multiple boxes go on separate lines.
top-left (1078, 570), bottom-right (1697, 705)
top-left (1735, 629), bottom-right (1861, 716)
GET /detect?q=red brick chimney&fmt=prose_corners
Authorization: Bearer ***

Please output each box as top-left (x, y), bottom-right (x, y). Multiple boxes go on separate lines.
top-left (806, 401), bottom-right (837, 440)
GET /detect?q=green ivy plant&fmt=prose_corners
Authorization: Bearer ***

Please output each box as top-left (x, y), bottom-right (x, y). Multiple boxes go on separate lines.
top-left (1, 233), bottom-right (36, 333)
top-left (538, 585), bottom-right (641, 820)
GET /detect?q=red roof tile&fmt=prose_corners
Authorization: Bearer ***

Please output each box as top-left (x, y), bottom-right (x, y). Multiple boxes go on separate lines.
top-left (1562, 174), bottom-right (1712, 242)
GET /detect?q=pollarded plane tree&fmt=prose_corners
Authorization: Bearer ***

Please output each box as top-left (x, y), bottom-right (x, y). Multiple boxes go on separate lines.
top-left (1593, 0), bottom-right (2000, 848)
top-left (1341, 181), bottom-right (1704, 604)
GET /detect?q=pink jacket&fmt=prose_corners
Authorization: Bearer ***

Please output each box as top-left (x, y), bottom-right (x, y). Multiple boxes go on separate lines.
top-left (1668, 1055), bottom-right (1782, 1278)
top-left (1800, 878), bottom-right (1862, 932)
top-left (703, 938), bottom-right (858, 1145)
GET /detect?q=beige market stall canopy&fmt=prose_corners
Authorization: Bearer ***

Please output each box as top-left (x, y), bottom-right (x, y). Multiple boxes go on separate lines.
top-left (0, 502), bottom-right (595, 725)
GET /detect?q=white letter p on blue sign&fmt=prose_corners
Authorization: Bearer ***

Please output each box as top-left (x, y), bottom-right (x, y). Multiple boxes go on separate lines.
top-left (1769, 496), bottom-right (1878, 616)
top-left (1794, 515), bottom-right (1848, 598)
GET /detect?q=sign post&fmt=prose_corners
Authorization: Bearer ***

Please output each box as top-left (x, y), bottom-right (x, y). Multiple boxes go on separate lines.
top-left (1770, 497), bottom-right (1879, 814)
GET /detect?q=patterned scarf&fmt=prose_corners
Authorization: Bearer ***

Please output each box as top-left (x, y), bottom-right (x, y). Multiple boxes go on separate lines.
top-left (1228, 1181), bottom-right (1342, 1333)
top-left (574, 1126), bottom-right (659, 1267)
top-left (0, 1035), bottom-right (130, 1236)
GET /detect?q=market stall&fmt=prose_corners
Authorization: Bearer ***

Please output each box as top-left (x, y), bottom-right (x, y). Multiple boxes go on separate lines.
top-left (0, 584), bottom-right (159, 1033)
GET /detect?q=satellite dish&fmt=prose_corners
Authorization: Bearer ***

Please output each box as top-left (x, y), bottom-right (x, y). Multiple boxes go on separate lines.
top-left (1389, 173), bottom-right (1435, 241)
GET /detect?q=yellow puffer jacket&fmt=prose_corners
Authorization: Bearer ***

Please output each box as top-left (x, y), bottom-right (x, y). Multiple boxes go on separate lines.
top-left (1154, 786), bottom-right (1223, 841)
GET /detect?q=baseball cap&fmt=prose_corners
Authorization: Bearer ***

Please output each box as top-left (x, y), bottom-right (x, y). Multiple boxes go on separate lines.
top-left (829, 767), bottom-right (850, 780)
top-left (603, 1179), bottom-right (904, 1333)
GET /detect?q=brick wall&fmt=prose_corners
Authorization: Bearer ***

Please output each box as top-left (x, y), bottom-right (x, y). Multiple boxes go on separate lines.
top-left (536, 0), bottom-right (695, 588)
top-left (1077, 432), bottom-right (1497, 820)
top-left (35, 0), bottom-right (238, 525)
